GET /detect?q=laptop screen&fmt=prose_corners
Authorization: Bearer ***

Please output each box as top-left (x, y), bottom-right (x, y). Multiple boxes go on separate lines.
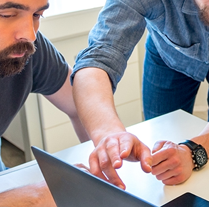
top-left (32, 146), bottom-right (156, 207)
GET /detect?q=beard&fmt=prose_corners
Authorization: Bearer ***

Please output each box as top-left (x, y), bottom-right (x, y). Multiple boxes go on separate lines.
top-left (199, 6), bottom-right (209, 26)
top-left (0, 41), bottom-right (36, 78)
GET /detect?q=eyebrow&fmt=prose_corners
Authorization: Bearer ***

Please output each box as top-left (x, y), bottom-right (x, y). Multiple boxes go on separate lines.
top-left (0, 2), bottom-right (49, 11)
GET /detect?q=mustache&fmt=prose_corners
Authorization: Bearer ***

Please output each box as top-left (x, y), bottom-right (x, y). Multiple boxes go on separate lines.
top-left (0, 42), bottom-right (36, 78)
top-left (0, 41), bottom-right (36, 60)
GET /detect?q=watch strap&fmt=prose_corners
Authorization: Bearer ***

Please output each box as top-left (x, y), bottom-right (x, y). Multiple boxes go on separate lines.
top-left (178, 140), bottom-right (199, 151)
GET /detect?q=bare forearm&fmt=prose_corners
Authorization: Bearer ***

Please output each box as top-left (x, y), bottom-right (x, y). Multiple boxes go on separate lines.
top-left (73, 68), bottom-right (125, 145)
top-left (191, 122), bottom-right (209, 155)
top-left (70, 115), bottom-right (90, 143)
top-left (0, 181), bottom-right (56, 207)
top-left (72, 68), bottom-right (152, 189)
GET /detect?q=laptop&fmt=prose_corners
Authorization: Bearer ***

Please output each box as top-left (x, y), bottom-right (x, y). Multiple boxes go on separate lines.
top-left (31, 146), bottom-right (209, 207)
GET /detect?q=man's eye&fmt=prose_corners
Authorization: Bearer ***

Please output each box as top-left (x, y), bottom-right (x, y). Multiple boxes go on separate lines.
top-left (33, 13), bottom-right (44, 19)
top-left (0, 14), bottom-right (14, 18)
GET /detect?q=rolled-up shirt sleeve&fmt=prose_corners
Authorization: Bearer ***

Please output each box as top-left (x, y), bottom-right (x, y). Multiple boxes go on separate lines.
top-left (71, 0), bottom-right (146, 92)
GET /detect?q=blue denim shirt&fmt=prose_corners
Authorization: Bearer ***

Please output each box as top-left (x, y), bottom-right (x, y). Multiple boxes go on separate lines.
top-left (72, 0), bottom-right (209, 92)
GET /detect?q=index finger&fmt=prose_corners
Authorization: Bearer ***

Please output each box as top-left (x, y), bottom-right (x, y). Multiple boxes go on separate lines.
top-left (89, 149), bottom-right (126, 189)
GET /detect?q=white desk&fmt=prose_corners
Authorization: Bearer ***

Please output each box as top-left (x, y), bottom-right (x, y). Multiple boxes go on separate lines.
top-left (0, 110), bottom-right (208, 206)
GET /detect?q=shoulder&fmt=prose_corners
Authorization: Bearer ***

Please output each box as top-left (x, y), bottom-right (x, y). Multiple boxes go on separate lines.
top-left (31, 31), bottom-right (69, 95)
top-left (120, 0), bottom-right (165, 18)
top-left (34, 31), bottom-right (56, 53)
top-left (32, 31), bottom-right (66, 68)
top-left (139, 0), bottom-right (186, 19)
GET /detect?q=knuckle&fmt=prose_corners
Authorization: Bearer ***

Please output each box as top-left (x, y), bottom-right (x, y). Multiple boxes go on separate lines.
top-left (166, 147), bottom-right (178, 157)
top-left (156, 140), bottom-right (165, 144)
top-left (171, 157), bottom-right (180, 166)
top-left (175, 167), bottom-right (182, 175)
top-left (89, 151), bottom-right (96, 160)
top-left (106, 142), bottom-right (117, 151)
top-left (100, 159), bottom-right (109, 170)
top-left (104, 136), bottom-right (114, 144)
top-left (91, 168), bottom-right (101, 176)
top-left (156, 175), bottom-right (162, 181)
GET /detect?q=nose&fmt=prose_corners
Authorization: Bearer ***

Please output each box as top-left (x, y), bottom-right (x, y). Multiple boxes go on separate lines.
top-left (15, 16), bottom-right (37, 42)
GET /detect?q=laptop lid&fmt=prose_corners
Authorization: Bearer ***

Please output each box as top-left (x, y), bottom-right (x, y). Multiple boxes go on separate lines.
top-left (31, 146), bottom-right (156, 207)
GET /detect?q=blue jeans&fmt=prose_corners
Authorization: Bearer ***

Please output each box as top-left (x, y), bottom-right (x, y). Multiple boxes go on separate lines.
top-left (142, 35), bottom-right (202, 120)
top-left (0, 138), bottom-right (7, 172)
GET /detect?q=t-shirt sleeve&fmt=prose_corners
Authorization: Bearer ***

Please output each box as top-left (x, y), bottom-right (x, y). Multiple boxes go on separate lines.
top-left (31, 31), bottom-right (68, 95)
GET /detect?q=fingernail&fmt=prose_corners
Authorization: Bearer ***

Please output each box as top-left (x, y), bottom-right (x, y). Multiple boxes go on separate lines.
top-left (113, 160), bottom-right (121, 168)
top-left (118, 185), bottom-right (125, 190)
top-left (120, 149), bottom-right (127, 155)
top-left (146, 162), bottom-right (152, 171)
top-left (114, 160), bottom-right (120, 164)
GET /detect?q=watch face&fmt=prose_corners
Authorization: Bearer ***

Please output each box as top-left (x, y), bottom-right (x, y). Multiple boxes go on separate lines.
top-left (195, 148), bottom-right (208, 166)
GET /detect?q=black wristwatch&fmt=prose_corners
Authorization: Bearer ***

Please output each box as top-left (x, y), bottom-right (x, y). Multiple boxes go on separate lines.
top-left (179, 140), bottom-right (208, 170)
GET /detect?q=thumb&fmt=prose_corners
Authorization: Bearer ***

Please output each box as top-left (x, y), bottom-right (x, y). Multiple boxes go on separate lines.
top-left (152, 140), bottom-right (167, 154)
top-left (139, 144), bottom-right (152, 173)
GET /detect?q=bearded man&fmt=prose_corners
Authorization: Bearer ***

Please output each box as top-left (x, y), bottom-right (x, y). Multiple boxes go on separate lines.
top-left (0, 0), bottom-right (91, 206)
top-left (0, 0), bottom-right (91, 170)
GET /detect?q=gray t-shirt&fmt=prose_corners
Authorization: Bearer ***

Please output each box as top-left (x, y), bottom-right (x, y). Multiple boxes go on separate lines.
top-left (0, 31), bottom-right (68, 136)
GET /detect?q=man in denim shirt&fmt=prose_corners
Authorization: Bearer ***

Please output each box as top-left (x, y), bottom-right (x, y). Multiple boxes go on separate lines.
top-left (72, 0), bottom-right (209, 189)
